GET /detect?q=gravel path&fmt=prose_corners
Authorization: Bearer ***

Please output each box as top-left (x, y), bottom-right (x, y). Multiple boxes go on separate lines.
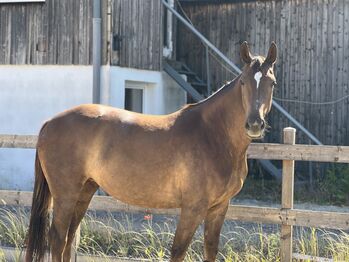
top-left (231, 198), bottom-right (349, 213)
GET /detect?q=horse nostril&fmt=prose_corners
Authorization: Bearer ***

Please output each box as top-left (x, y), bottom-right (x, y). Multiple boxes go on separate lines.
top-left (245, 122), bottom-right (250, 130)
top-left (261, 120), bottom-right (265, 129)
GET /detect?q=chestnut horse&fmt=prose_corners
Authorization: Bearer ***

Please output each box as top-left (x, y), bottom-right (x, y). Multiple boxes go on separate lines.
top-left (26, 42), bottom-right (277, 262)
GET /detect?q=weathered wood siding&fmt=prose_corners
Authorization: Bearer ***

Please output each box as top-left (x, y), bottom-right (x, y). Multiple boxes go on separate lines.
top-left (0, 0), bottom-right (93, 65)
top-left (177, 0), bottom-right (349, 145)
top-left (111, 0), bottom-right (163, 70)
top-left (0, 0), bottom-right (163, 70)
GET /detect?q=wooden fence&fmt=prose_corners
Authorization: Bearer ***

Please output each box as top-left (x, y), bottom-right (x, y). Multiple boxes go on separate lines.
top-left (0, 128), bottom-right (349, 262)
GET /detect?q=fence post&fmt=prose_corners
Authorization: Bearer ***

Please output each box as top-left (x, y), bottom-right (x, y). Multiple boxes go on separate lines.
top-left (281, 127), bottom-right (296, 262)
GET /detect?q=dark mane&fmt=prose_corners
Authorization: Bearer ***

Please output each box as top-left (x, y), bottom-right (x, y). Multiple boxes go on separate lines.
top-left (180, 75), bottom-right (240, 112)
top-left (198, 74), bottom-right (240, 103)
top-left (251, 58), bottom-right (261, 71)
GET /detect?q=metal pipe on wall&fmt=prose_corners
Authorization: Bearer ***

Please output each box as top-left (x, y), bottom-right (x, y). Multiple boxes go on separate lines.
top-left (161, 0), bottom-right (241, 73)
top-left (93, 0), bottom-right (102, 104)
top-left (163, 0), bottom-right (174, 58)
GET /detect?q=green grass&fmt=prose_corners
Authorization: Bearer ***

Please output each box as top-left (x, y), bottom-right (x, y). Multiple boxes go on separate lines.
top-left (0, 208), bottom-right (28, 248)
top-left (0, 207), bottom-right (348, 261)
top-left (240, 162), bottom-right (349, 206)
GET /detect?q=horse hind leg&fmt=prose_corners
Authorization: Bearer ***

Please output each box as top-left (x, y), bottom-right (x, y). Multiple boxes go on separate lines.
top-left (49, 196), bottom-right (79, 262)
top-left (62, 179), bottom-right (99, 261)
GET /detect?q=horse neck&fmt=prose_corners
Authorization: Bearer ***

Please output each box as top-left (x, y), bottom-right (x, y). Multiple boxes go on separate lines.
top-left (196, 77), bottom-right (251, 153)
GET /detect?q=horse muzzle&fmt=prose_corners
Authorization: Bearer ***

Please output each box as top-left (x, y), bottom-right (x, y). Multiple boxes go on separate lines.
top-left (245, 119), bottom-right (265, 139)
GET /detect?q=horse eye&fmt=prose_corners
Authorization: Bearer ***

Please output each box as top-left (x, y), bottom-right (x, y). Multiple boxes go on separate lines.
top-left (240, 79), bottom-right (245, 85)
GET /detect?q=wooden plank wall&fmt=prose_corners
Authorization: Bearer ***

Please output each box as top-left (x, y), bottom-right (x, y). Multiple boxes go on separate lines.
top-left (0, 0), bottom-right (163, 70)
top-left (111, 0), bottom-right (163, 70)
top-left (0, 0), bottom-right (93, 65)
top-left (177, 0), bottom-right (349, 145)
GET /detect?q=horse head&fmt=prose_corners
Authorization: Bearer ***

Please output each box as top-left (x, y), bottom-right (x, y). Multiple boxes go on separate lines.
top-left (239, 41), bottom-right (277, 139)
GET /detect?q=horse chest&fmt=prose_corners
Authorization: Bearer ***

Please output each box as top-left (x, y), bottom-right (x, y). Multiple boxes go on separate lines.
top-left (225, 161), bottom-right (248, 198)
top-left (208, 162), bottom-right (248, 206)
top-left (227, 174), bottom-right (245, 198)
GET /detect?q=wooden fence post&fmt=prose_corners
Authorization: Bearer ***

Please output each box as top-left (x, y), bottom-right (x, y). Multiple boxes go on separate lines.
top-left (281, 127), bottom-right (296, 262)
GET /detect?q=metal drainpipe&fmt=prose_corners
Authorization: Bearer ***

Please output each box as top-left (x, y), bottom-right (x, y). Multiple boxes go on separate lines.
top-left (163, 0), bottom-right (174, 58)
top-left (93, 0), bottom-right (101, 104)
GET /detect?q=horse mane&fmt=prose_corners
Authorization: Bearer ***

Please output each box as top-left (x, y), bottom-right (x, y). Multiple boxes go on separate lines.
top-left (178, 76), bottom-right (240, 115)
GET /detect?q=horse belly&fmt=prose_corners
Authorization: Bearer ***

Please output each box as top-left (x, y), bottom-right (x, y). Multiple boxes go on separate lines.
top-left (97, 171), bottom-right (181, 209)
top-left (92, 154), bottom-right (182, 209)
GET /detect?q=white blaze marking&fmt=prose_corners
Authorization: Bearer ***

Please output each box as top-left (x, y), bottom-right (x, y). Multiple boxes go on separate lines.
top-left (254, 71), bottom-right (262, 89)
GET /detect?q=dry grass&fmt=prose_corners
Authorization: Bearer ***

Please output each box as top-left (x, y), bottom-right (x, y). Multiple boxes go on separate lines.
top-left (0, 207), bottom-right (348, 261)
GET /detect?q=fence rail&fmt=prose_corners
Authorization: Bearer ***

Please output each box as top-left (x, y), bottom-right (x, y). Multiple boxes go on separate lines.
top-left (1, 190), bottom-right (348, 231)
top-left (1, 134), bottom-right (348, 162)
top-left (1, 129), bottom-right (349, 262)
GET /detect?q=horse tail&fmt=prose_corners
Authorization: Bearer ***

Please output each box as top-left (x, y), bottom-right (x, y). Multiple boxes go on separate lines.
top-left (26, 146), bottom-right (52, 261)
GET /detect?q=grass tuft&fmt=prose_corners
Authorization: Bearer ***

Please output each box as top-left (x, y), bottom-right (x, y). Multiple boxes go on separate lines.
top-left (0, 207), bottom-right (348, 261)
top-left (0, 207), bottom-right (28, 248)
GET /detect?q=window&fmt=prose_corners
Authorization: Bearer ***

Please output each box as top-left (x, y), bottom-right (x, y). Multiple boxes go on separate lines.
top-left (125, 88), bottom-right (143, 113)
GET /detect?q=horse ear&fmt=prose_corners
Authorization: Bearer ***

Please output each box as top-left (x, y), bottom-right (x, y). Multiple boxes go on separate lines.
top-left (240, 41), bottom-right (252, 64)
top-left (265, 42), bottom-right (277, 65)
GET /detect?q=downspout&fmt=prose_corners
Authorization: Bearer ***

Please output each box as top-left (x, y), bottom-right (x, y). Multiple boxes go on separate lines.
top-left (93, 0), bottom-right (101, 104)
top-left (163, 0), bottom-right (174, 58)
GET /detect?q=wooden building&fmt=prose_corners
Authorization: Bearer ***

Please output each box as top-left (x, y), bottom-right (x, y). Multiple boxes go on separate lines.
top-left (0, 0), bottom-right (163, 69)
top-left (177, 0), bottom-right (349, 145)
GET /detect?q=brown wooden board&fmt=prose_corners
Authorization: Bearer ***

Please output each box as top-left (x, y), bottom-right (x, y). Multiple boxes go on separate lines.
top-left (1, 134), bottom-right (349, 163)
top-left (1, 190), bottom-right (348, 230)
top-left (0, 0), bottom-right (162, 70)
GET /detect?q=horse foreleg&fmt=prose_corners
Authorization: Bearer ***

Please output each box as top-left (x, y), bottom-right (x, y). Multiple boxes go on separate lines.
top-left (63, 180), bottom-right (99, 261)
top-left (170, 204), bottom-right (207, 262)
top-left (203, 201), bottom-right (229, 262)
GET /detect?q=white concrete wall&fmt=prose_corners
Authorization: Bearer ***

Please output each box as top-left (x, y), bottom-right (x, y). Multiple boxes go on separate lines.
top-left (0, 66), bottom-right (93, 190)
top-left (0, 65), bottom-right (186, 190)
top-left (108, 66), bottom-right (186, 114)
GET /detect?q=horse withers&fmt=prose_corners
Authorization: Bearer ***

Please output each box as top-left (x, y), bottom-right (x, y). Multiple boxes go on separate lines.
top-left (26, 41), bottom-right (277, 262)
